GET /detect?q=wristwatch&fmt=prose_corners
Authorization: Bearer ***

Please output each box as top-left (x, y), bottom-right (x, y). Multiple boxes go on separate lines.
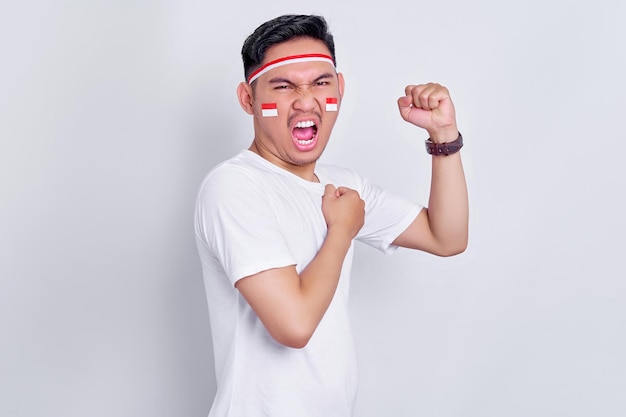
top-left (425, 132), bottom-right (463, 156)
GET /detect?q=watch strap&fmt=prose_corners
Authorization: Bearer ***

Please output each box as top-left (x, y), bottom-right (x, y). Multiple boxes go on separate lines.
top-left (425, 132), bottom-right (463, 156)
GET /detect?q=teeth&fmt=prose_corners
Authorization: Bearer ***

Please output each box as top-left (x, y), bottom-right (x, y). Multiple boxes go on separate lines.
top-left (295, 120), bottom-right (315, 128)
top-left (296, 139), bottom-right (314, 145)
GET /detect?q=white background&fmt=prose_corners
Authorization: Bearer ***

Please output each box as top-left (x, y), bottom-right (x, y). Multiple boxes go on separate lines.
top-left (1, 1), bottom-right (625, 416)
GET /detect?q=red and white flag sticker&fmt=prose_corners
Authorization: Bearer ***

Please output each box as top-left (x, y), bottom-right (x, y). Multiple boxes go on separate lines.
top-left (326, 97), bottom-right (338, 112)
top-left (261, 103), bottom-right (278, 117)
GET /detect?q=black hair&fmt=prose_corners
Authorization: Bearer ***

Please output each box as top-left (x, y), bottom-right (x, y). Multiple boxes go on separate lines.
top-left (241, 14), bottom-right (336, 82)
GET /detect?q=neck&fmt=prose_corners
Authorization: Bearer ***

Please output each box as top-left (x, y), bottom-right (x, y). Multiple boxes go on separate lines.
top-left (249, 141), bottom-right (319, 182)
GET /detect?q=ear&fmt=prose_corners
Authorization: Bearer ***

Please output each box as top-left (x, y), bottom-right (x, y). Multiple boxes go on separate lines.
top-left (337, 72), bottom-right (345, 101)
top-left (237, 82), bottom-right (255, 115)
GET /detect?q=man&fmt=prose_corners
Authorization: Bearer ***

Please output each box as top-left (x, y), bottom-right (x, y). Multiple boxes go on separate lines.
top-left (194, 14), bottom-right (468, 417)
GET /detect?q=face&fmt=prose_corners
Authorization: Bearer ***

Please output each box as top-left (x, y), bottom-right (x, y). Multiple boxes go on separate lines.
top-left (237, 37), bottom-right (345, 179)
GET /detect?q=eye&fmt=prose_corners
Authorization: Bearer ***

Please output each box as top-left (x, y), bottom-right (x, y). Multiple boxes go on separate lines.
top-left (274, 84), bottom-right (294, 91)
top-left (315, 81), bottom-right (331, 87)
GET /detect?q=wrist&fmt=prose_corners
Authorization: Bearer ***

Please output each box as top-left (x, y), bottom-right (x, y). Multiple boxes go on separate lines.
top-left (325, 226), bottom-right (356, 248)
top-left (427, 126), bottom-right (458, 143)
top-left (425, 131), bottom-right (463, 156)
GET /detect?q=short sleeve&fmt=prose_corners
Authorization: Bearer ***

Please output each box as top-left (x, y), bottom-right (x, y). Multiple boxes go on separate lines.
top-left (195, 165), bottom-right (296, 285)
top-left (356, 177), bottom-right (423, 254)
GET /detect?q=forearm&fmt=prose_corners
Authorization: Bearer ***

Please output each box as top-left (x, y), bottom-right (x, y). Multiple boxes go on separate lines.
top-left (427, 150), bottom-right (469, 254)
top-left (292, 185), bottom-right (363, 338)
top-left (288, 229), bottom-right (352, 344)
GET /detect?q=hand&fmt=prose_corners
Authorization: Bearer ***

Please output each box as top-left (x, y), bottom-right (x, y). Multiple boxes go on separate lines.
top-left (397, 83), bottom-right (458, 142)
top-left (321, 184), bottom-right (365, 240)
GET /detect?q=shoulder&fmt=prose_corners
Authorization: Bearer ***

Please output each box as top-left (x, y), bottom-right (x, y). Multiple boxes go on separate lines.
top-left (195, 153), bottom-right (278, 226)
top-left (194, 152), bottom-right (277, 243)
top-left (197, 151), bottom-right (269, 198)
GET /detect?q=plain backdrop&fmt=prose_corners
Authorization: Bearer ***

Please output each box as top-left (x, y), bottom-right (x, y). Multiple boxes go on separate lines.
top-left (1, 1), bottom-right (625, 416)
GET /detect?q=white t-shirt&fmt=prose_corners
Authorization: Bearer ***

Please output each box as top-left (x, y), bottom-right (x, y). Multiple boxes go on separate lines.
top-left (194, 150), bottom-right (422, 417)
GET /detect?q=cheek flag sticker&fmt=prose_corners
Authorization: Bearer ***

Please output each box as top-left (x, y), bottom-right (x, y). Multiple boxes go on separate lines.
top-left (326, 97), bottom-right (338, 111)
top-left (261, 103), bottom-right (278, 117)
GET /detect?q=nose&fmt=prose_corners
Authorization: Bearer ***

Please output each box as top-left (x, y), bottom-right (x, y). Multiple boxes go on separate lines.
top-left (292, 84), bottom-right (317, 112)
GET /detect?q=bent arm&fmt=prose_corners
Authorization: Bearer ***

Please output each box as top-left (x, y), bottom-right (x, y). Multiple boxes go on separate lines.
top-left (393, 84), bottom-right (469, 256)
top-left (235, 184), bottom-right (364, 348)
top-left (235, 228), bottom-right (352, 348)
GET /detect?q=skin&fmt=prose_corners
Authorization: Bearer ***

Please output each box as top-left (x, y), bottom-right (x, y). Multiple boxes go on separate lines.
top-left (235, 37), bottom-right (468, 348)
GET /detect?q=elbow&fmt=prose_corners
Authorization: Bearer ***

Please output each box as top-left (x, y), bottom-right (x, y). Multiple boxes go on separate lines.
top-left (273, 330), bottom-right (313, 349)
top-left (438, 245), bottom-right (466, 257)
top-left (269, 322), bottom-right (316, 349)
top-left (255, 301), bottom-right (321, 349)
top-left (279, 335), bottom-right (311, 349)
top-left (434, 237), bottom-right (468, 257)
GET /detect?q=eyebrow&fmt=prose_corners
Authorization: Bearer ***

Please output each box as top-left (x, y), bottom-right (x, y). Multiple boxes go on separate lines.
top-left (267, 72), bottom-right (336, 85)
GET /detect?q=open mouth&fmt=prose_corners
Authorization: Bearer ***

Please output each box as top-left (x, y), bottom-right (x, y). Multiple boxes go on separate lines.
top-left (292, 120), bottom-right (318, 150)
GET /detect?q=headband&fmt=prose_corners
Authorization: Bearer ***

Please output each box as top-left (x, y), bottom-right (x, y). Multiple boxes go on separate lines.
top-left (247, 53), bottom-right (336, 84)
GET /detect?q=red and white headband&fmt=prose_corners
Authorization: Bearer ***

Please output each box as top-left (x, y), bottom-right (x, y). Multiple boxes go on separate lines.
top-left (247, 53), bottom-right (335, 84)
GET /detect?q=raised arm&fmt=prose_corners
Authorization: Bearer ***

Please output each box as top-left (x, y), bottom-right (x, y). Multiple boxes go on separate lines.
top-left (235, 184), bottom-right (365, 348)
top-left (392, 83), bottom-right (469, 256)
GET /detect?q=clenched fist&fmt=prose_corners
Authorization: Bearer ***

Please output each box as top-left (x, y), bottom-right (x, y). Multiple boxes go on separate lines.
top-left (321, 184), bottom-right (365, 241)
top-left (397, 83), bottom-right (458, 143)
